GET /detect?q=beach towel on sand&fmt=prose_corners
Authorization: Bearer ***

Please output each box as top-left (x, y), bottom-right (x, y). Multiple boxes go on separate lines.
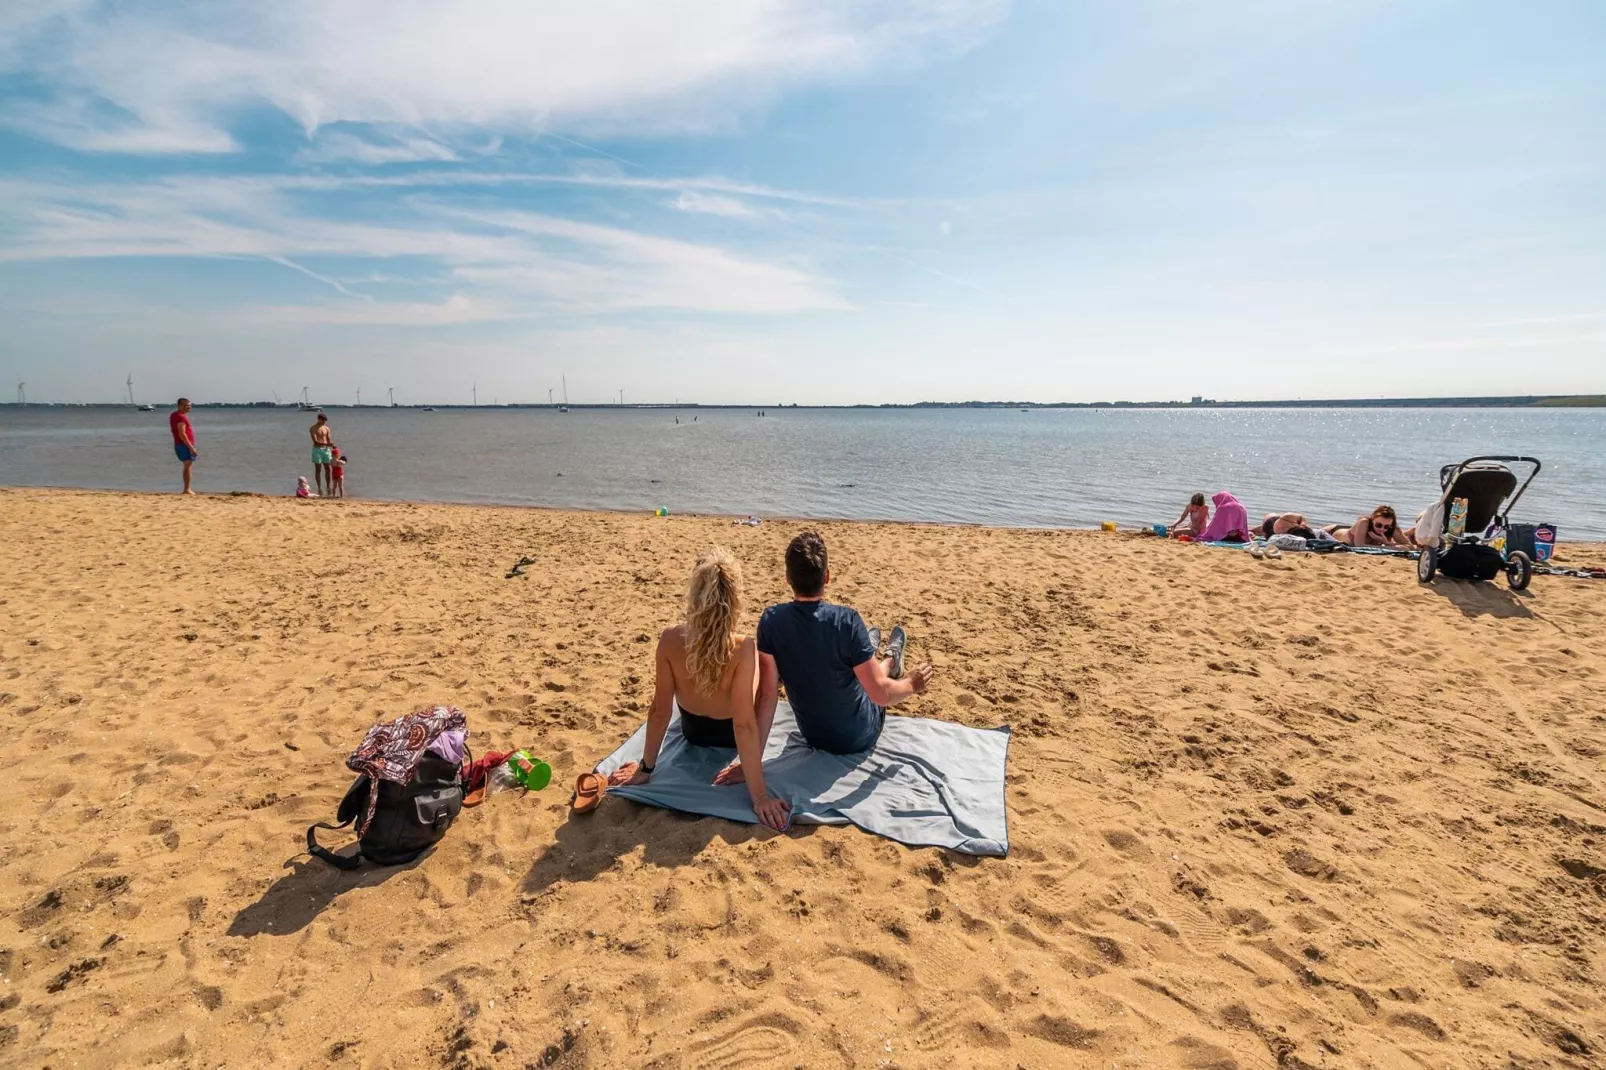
top-left (594, 702), bottom-right (1011, 856)
top-left (1198, 491), bottom-right (1251, 542)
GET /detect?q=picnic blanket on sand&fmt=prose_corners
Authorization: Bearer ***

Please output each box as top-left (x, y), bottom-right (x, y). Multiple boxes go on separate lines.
top-left (595, 701), bottom-right (1010, 856)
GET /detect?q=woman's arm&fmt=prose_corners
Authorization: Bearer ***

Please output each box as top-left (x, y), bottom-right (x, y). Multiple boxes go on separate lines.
top-left (728, 640), bottom-right (790, 829)
top-left (625, 629), bottom-right (679, 782)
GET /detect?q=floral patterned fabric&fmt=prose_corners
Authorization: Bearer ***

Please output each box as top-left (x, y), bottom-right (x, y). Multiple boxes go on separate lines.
top-left (347, 705), bottom-right (466, 835)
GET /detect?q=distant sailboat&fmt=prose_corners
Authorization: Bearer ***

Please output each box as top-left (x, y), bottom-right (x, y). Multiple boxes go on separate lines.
top-left (127, 373), bottom-right (155, 411)
top-left (297, 386), bottom-right (319, 412)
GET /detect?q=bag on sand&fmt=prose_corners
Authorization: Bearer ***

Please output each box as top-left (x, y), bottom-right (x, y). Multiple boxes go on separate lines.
top-left (307, 706), bottom-right (467, 869)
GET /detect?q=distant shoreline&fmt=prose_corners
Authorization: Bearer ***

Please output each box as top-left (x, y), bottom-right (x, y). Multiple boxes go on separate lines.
top-left (3, 394), bottom-right (1603, 411)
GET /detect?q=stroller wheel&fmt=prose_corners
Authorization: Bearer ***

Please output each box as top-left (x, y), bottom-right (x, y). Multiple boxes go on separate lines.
top-left (1417, 546), bottom-right (1438, 583)
top-left (1506, 551), bottom-right (1532, 592)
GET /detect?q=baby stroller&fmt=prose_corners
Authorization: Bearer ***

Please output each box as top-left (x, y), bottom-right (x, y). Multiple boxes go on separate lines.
top-left (1415, 455), bottom-right (1540, 591)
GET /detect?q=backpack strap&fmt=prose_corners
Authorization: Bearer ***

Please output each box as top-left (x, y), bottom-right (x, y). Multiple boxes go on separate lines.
top-left (306, 819), bottom-right (363, 870)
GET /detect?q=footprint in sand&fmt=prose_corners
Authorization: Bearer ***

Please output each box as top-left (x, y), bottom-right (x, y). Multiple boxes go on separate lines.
top-left (683, 1011), bottom-right (802, 1069)
top-left (1168, 902), bottom-right (1230, 954)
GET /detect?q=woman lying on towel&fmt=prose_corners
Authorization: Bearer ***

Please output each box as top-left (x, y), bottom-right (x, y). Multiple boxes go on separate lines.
top-left (605, 546), bottom-right (792, 830)
top-left (1326, 504), bottom-right (1412, 548)
top-left (1260, 512), bottom-right (1318, 539)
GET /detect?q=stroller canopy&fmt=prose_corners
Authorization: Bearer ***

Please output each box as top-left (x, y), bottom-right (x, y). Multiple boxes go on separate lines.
top-left (1443, 463), bottom-right (1518, 535)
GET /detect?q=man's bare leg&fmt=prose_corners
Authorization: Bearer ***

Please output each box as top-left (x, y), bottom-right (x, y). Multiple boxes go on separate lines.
top-left (181, 460), bottom-right (194, 494)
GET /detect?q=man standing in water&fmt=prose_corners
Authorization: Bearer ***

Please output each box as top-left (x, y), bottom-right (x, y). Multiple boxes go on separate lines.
top-left (309, 412), bottom-right (335, 496)
top-left (169, 397), bottom-right (197, 494)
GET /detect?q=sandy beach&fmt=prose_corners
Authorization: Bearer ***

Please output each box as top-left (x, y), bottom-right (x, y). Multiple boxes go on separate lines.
top-left (1, 487), bottom-right (1603, 1069)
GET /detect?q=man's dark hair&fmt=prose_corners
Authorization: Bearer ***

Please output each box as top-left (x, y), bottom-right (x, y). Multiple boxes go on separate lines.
top-left (1288, 525), bottom-right (1316, 540)
top-left (785, 531), bottom-right (828, 597)
top-left (176, 397), bottom-right (189, 406)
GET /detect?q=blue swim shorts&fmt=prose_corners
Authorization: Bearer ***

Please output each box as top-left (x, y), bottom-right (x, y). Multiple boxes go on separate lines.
top-left (312, 446), bottom-right (334, 464)
top-left (174, 443), bottom-right (195, 463)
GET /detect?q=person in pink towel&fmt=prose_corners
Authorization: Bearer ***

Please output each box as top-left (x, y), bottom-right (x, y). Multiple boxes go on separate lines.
top-left (1197, 491), bottom-right (1253, 542)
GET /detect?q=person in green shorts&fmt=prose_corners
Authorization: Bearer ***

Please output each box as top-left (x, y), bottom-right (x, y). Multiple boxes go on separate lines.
top-left (309, 412), bottom-right (335, 496)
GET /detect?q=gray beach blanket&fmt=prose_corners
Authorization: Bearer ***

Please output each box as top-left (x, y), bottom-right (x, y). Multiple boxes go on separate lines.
top-left (594, 702), bottom-right (1010, 856)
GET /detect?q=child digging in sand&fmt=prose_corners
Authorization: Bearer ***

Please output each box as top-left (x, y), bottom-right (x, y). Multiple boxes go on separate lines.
top-left (1169, 492), bottom-right (1208, 537)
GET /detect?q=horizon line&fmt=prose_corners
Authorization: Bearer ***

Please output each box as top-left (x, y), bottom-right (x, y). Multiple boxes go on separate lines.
top-left (2, 394), bottom-right (1604, 410)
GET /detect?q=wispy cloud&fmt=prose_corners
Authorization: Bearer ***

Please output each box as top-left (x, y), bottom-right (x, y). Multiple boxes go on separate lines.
top-left (0, 0), bottom-right (1006, 154)
top-left (0, 173), bottom-right (848, 317)
top-left (298, 130), bottom-right (460, 166)
top-left (672, 190), bottom-right (759, 219)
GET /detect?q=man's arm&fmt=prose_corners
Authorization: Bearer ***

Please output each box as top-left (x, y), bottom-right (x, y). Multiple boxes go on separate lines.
top-left (854, 655), bottom-right (933, 708)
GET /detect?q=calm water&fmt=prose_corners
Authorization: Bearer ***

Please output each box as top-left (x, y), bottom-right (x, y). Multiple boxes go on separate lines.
top-left (2, 406), bottom-right (1602, 540)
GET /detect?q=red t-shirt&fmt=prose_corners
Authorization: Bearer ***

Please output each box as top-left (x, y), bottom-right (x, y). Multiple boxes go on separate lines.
top-left (170, 410), bottom-right (194, 446)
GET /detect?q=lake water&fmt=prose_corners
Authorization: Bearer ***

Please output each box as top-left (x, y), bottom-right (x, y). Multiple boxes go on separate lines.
top-left (2, 405), bottom-right (1603, 540)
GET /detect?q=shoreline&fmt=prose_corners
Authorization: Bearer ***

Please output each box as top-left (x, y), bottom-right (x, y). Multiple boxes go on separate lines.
top-left (7, 485), bottom-right (1605, 554)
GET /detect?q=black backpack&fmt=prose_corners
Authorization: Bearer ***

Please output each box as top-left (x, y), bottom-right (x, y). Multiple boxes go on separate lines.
top-left (306, 754), bottom-right (464, 868)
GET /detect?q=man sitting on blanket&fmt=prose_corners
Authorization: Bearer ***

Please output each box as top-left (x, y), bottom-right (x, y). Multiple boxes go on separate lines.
top-left (719, 531), bottom-right (934, 785)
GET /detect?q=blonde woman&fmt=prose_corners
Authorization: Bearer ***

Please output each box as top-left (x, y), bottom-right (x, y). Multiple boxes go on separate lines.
top-left (611, 547), bottom-right (791, 830)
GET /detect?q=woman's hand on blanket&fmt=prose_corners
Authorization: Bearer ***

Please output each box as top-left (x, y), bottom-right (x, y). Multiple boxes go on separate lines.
top-left (752, 792), bottom-right (792, 831)
top-left (711, 759), bottom-right (746, 786)
top-left (609, 762), bottom-right (651, 786)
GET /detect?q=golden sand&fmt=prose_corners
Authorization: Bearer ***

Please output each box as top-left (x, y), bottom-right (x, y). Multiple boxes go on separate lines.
top-left (1, 488), bottom-right (1603, 1068)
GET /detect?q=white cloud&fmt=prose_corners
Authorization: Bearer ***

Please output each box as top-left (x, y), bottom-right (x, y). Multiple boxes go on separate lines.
top-left (673, 190), bottom-right (758, 218)
top-left (298, 130), bottom-right (459, 165)
top-left (1, 0), bottom-right (1006, 153)
top-left (0, 173), bottom-right (847, 314)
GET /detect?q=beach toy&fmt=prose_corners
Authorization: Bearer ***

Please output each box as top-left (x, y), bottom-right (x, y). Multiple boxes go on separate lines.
top-left (1151, 523), bottom-right (1167, 536)
top-left (506, 750), bottom-right (552, 791)
top-left (1447, 497), bottom-right (1468, 538)
top-left (653, 507), bottom-right (669, 517)
top-left (1177, 534), bottom-right (1193, 543)
top-left (1100, 521), bottom-right (1117, 532)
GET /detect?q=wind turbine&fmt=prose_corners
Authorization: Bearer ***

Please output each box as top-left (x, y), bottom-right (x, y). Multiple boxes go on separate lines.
top-left (126, 373), bottom-right (135, 406)
top-left (472, 383), bottom-right (477, 406)
top-left (16, 382), bottom-right (25, 405)
top-left (388, 387), bottom-right (395, 407)
top-left (356, 387), bottom-right (362, 406)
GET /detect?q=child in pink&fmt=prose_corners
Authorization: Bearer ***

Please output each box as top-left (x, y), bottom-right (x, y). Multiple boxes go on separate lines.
top-left (1169, 492), bottom-right (1209, 537)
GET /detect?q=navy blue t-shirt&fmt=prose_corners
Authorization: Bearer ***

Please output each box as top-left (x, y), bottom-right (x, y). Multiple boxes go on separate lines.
top-left (757, 600), bottom-right (882, 754)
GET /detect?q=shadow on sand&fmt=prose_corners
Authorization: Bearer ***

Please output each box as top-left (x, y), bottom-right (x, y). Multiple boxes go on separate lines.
top-left (226, 845), bottom-right (425, 937)
top-left (520, 797), bottom-right (804, 896)
top-left (1427, 577), bottom-right (1535, 619)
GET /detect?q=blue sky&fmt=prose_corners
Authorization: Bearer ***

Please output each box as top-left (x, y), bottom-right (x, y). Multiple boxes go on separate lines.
top-left (1, 0), bottom-right (1603, 405)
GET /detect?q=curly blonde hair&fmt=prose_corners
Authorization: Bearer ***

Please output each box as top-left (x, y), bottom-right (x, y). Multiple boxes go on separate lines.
top-left (684, 546), bottom-right (743, 697)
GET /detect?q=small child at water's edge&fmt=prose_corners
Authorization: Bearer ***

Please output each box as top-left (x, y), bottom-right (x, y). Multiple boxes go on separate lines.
top-left (1169, 492), bottom-right (1208, 537)
top-left (330, 448), bottom-right (347, 498)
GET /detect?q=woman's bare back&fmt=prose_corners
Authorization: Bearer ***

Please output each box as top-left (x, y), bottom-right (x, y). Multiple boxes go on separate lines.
top-left (660, 625), bottom-right (757, 718)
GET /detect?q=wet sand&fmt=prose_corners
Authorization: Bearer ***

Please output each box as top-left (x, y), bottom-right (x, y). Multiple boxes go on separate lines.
top-left (1, 487), bottom-right (1602, 1068)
